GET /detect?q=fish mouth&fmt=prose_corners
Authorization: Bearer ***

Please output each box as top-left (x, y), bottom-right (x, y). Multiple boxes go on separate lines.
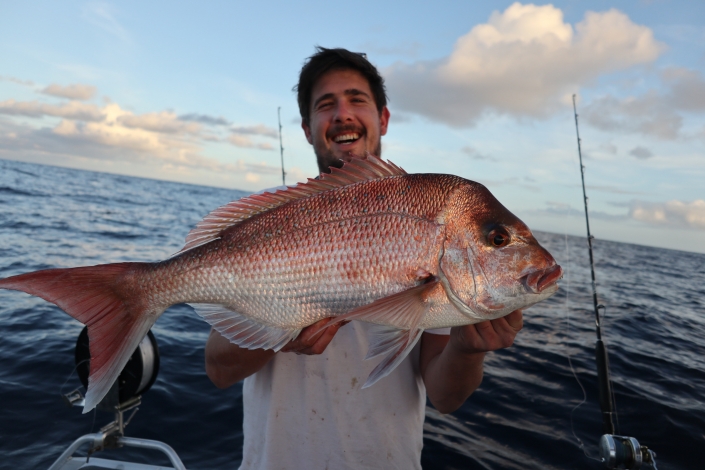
top-left (521, 264), bottom-right (563, 294)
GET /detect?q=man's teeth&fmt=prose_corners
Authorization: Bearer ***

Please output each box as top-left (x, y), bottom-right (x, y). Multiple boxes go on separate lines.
top-left (334, 133), bottom-right (360, 144)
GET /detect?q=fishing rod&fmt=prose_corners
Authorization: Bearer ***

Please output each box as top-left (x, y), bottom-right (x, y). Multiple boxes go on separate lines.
top-left (278, 106), bottom-right (286, 186)
top-left (572, 95), bottom-right (657, 470)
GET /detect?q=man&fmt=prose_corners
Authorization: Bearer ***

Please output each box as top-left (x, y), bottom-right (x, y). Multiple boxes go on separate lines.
top-left (205, 47), bottom-right (523, 469)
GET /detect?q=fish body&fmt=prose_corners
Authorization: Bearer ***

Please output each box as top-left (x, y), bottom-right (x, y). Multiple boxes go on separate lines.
top-left (0, 156), bottom-right (562, 412)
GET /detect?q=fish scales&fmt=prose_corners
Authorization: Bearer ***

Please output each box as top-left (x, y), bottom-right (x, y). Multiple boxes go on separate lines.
top-left (143, 176), bottom-right (459, 329)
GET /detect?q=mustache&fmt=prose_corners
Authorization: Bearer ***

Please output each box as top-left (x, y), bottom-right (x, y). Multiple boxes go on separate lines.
top-left (327, 124), bottom-right (365, 139)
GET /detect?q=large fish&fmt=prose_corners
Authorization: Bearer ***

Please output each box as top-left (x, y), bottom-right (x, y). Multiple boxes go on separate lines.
top-left (0, 156), bottom-right (562, 412)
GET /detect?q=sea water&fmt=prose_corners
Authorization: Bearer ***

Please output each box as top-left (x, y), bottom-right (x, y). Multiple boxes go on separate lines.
top-left (0, 158), bottom-right (703, 469)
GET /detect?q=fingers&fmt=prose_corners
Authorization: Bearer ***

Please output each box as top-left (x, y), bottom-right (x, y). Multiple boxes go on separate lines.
top-left (452, 310), bottom-right (524, 354)
top-left (281, 318), bottom-right (347, 355)
top-left (503, 309), bottom-right (524, 331)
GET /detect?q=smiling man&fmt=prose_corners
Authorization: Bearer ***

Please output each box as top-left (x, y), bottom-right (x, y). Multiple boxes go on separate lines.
top-left (205, 47), bottom-right (523, 470)
top-left (301, 66), bottom-right (389, 172)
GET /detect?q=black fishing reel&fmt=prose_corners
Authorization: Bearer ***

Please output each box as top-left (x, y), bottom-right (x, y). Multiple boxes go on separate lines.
top-left (73, 326), bottom-right (160, 410)
top-left (599, 434), bottom-right (657, 470)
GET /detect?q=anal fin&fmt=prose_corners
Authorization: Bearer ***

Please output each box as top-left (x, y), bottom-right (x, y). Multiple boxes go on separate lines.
top-left (189, 303), bottom-right (300, 352)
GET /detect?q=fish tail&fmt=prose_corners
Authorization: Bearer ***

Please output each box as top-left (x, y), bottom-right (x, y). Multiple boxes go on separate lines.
top-left (0, 263), bottom-right (161, 412)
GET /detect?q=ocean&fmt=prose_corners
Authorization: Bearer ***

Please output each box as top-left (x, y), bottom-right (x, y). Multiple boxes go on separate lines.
top-left (0, 158), bottom-right (703, 470)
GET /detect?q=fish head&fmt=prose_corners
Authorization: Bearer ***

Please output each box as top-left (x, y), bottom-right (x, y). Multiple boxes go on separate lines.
top-left (438, 182), bottom-right (562, 321)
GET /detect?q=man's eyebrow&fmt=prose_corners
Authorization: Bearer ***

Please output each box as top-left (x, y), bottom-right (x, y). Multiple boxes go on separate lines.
top-left (344, 88), bottom-right (371, 99)
top-left (313, 89), bottom-right (372, 109)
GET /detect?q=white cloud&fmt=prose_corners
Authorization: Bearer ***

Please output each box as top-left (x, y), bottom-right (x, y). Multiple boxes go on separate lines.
top-left (82, 2), bottom-right (130, 42)
top-left (231, 124), bottom-right (278, 139)
top-left (581, 68), bottom-right (705, 140)
top-left (0, 85), bottom-right (281, 178)
top-left (179, 113), bottom-right (230, 126)
top-left (582, 92), bottom-right (683, 140)
top-left (41, 83), bottom-right (97, 101)
top-left (385, 3), bottom-right (664, 127)
top-left (0, 76), bottom-right (35, 87)
top-left (228, 134), bottom-right (275, 150)
top-left (630, 200), bottom-right (705, 229)
top-left (460, 145), bottom-right (495, 161)
top-left (118, 111), bottom-right (202, 135)
top-left (0, 99), bottom-right (104, 121)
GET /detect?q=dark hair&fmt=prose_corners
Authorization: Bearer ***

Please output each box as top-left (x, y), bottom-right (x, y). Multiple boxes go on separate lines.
top-left (295, 47), bottom-right (388, 126)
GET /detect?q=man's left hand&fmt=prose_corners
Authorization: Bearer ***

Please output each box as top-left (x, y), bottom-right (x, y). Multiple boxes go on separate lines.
top-left (448, 309), bottom-right (523, 355)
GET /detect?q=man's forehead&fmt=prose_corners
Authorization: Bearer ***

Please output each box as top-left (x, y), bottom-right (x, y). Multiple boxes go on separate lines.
top-left (311, 69), bottom-right (373, 99)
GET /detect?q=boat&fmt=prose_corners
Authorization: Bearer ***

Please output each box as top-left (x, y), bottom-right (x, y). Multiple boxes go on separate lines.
top-left (48, 328), bottom-right (187, 470)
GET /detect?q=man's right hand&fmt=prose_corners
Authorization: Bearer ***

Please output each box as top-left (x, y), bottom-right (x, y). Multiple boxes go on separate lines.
top-left (280, 317), bottom-right (347, 355)
top-left (205, 317), bottom-right (346, 388)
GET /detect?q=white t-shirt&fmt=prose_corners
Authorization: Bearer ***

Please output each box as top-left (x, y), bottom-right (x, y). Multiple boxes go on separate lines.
top-left (239, 186), bottom-right (451, 469)
top-left (239, 322), bottom-right (445, 470)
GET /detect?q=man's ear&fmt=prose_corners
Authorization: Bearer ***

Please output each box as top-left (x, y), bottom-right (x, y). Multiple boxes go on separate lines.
top-left (379, 107), bottom-right (390, 136)
top-left (301, 120), bottom-right (313, 145)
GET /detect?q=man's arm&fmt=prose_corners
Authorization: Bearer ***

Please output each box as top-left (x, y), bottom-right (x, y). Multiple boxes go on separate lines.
top-left (205, 317), bottom-right (347, 389)
top-left (419, 309), bottom-right (523, 414)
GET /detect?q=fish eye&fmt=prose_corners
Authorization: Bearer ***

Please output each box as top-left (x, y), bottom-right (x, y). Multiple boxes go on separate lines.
top-left (487, 227), bottom-right (510, 247)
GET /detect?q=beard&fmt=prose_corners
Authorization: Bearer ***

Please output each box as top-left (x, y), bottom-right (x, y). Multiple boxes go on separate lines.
top-left (315, 125), bottom-right (382, 174)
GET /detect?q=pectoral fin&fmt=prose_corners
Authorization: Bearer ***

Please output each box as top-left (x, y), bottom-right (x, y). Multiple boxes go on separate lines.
top-left (190, 303), bottom-right (301, 351)
top-left (362, 326), bottom-right (424, 388)
top-left (311, 280), bottom-right (440, 387)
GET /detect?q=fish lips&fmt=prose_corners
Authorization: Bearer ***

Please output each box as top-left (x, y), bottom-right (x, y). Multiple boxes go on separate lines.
top-left (521, 264), bottom-right (563, 294)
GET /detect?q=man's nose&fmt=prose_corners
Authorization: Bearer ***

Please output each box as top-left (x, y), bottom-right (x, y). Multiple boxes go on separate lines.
top-left (333, 101), bottom-right (354, 122)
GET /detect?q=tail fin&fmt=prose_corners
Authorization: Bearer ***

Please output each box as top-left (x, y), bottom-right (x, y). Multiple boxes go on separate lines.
top-left (0, 263), bottom-right (160, 412)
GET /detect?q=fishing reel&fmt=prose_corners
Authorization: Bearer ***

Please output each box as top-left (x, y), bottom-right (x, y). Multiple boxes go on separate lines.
top-left (599, 434), bottom-right (657, 470)
top-left (64, 326), bottom-right (160, 411)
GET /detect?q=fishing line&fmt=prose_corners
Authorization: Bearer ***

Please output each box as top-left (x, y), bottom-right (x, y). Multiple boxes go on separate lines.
top-left (563, 231), bottom-right (600, 462)
top-left (59, 358), bottom-right (87, 396)
top-left (59, 357), bottom-right (99, 436)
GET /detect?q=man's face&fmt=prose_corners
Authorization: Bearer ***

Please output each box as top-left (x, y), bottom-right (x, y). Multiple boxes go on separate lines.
top-left (302, 69), bottom-right (390, 173)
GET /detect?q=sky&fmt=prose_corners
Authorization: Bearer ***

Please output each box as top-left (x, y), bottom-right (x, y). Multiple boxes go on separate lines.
top-left (1, 1), bottom-right (704, 254)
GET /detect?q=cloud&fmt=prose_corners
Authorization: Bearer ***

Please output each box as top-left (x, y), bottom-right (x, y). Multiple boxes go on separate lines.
top-left (630, 200), bottom-right (705, 229)
top-left (661, 67), bottom-right (705, 112)
top-left (534, 201), bottom-right (626, 220)
top-left (82, 2), bottom-right (130, 42)
top-left (629, 146), bottom-right (654, 159)
top-left (179, 113), bottom-right (230, 126)
top-left (41, 83), bottom-right (97, 101)
top-left (599, 142), bottom-right (618, 155)
top-left (228, 134), bottom-right (275, 150)
top-left (231, 124), bottom-right (278, 139)
top-left (582, 92), bottom-right (683, 140)
top-left (461, 145), bottom-right (495, 161)
top-left (0, 86), bottom-right (280, 178)
top-left (0, 99), bottom-right (104, 121)
top-left (0, 76), bottom-right (35, 87)
top-left (118, 111), bottom-right (202, 135)
top-left (581, 68), bottom-right (705, 140)
top-left (385, 3), bottom-right (664, 127)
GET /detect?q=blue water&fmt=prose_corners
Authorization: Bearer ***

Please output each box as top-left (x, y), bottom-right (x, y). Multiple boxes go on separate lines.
top-left (0, 158), bottom-right (703, 470)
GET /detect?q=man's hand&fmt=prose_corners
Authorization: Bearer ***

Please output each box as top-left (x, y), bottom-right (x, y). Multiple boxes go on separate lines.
top-left (281, 318), bottom-right (347, 355)
top-left (206, 317), bottom-right (347, 388)
top-left (421, 309), bottom-right (524, 414)
top-left (449, 309), bottom-right (523, 354)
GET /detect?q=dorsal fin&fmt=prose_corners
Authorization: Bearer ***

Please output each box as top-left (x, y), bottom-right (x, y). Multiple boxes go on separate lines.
top-left (175, 155), bottom-right (407, 254)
